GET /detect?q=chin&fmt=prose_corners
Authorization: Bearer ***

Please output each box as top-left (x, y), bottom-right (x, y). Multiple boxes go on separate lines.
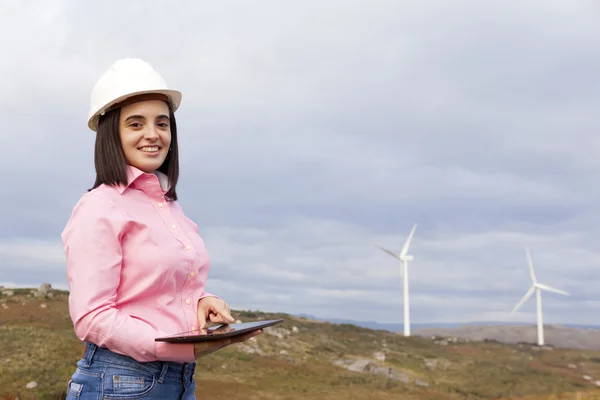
top-left (134, 162), bottom-right (165, 173)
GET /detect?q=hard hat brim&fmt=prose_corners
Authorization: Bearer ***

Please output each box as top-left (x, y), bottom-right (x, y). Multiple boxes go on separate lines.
top-left (87, 88), bottom-right (182, 132)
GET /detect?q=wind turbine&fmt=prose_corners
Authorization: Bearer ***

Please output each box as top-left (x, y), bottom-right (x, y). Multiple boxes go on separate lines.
top-left (511, 247), bottom-right (569, 346)
top-left (376, 223), bottom-right (417, 337)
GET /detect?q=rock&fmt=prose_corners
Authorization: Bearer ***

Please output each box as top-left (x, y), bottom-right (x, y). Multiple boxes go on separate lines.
top-left (235, 319), bottom-right (242, 324)
top-left (333, 359), bottom-right (411, 383)
top-left (40, 304), bottom-right (47, 309)
top-left (265, 327), bottom-right (291, 339)
top-left (583, 374), bottom-right (592, 381)
top-left (279, 350), bottom-right (288, 356)
top-left (370, 365), bottom-right (410, 383)
top-left (414, 379), bottom-right (429, 387)
top-left (568, 363), bottom-right (577, 369)
top-left (38, 283), bottom-right (53, 298)
top-left (26, 381), bottom-right (38, 389)
top-left (595, 380), bottom-right (600, 386)
top-left (336, 359), bottom-right (370, 373)
top-left (238, 343), bottom-right (265, 355)
top-left (1, 290), bottom-right (14, 297)
top-left (292, 326), bottom-right (299, 333)
top-left (373, 351), bottom-right (386, 362)
top-left (424, 358), bottom-right (450, 370)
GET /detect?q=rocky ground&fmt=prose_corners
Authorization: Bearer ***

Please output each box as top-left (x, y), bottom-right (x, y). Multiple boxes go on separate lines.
top-left (2, 286), bottom-right (600, 400)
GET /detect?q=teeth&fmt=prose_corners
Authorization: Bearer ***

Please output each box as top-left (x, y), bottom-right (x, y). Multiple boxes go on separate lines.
top-left (140, 147), bottom-right (159, 152)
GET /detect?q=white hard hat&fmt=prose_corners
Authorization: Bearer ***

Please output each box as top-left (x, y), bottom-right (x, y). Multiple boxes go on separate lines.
top-left (87, 58), bottom-right (182, 132)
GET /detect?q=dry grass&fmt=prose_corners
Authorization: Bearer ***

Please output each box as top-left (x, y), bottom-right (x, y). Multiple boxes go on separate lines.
top-left (1, 289), bottom-right (600, 399)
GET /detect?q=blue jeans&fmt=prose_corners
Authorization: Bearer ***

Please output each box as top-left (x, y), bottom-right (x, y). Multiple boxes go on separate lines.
top-left (65, 342), bottom-right (197, 399)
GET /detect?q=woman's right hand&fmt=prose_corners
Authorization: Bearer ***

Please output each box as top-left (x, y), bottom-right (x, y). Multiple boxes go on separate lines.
top-left (193, 327), bottom-right (263, 358)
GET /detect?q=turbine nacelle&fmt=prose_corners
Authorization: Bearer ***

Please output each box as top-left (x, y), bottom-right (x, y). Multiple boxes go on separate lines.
top-left (533, 282), bottom-right (569, 296)
top-left (376, 223), bottom-right (418, 262)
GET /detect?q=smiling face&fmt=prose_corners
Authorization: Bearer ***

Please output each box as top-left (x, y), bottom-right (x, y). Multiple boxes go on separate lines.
top-left (118, 99), bottom-right (172, 173)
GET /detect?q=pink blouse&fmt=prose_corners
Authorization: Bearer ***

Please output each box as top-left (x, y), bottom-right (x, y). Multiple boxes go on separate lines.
top-left (61, 166), bottom-right (215, 363)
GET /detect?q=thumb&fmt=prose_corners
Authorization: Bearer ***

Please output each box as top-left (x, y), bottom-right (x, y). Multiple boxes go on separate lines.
top-left (198, 309), bottom-right (209, 330)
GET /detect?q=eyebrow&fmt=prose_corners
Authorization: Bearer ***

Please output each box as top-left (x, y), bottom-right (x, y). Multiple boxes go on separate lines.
top-left (124, 114), bottom-right (170, 122)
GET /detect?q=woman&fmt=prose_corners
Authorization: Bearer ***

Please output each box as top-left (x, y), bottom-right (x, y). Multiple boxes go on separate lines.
top-left (61, 58), bottom-right (261, 399)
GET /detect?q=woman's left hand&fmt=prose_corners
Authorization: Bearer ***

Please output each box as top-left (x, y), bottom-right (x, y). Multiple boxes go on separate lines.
top-left (197, 297), bottom-right (235, 329)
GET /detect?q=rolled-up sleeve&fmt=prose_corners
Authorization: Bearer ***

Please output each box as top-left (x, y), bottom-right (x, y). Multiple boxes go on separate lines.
top-left (62, 193), bottom-right (195, 363)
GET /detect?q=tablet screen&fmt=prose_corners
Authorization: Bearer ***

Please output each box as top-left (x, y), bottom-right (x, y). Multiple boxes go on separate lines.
top-left (155, 319), bottom-right (284, 343)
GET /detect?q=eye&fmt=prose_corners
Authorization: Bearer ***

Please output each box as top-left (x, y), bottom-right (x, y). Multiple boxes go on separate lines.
top-left (157, 122), bottom-right (169, 128)
top-left (129, 122), bottom-right (142, 128)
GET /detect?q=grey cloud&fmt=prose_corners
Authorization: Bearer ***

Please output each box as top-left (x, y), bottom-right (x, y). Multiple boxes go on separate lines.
top-left (1, 1), bottom-right (599, 326)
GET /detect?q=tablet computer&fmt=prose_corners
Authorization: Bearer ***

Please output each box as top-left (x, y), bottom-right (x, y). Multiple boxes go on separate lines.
top-left (155, 319), bottom-right (284, 343)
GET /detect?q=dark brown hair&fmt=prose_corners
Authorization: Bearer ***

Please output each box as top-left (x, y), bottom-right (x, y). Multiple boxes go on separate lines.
top-left (89, 101), bottom-right (179, 201)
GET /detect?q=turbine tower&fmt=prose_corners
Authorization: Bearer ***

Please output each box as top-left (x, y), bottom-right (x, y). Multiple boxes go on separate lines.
top-left (511, 247), bottom-right (569, 346)
top-left (377, 223), bottom-right (417, 337)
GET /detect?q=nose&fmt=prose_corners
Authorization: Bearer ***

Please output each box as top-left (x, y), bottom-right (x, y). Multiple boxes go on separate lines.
top-left (143, 126), bottom-right (160, 141)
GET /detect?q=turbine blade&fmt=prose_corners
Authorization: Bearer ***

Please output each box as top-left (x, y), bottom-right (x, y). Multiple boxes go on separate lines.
top-left (511, 286), bottom-right (535, 314)
top-left (525, 247), bottom-right (537, 283)
top-left (400, 224), bottom-right (417, 257)
top-left (536, 283), bottom-right (569, 296)
top-left (376, 245), bottom-right (400, 260)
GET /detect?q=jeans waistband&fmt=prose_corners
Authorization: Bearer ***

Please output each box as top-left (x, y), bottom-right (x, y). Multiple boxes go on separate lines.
top-left (81, 342), bottom-right (196, 382)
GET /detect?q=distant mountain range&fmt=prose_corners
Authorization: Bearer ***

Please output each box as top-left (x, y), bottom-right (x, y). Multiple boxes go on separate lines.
top-left (295, 314), bottom-right (600, 333)
top-left (294, 314), bottom-right (600, 350)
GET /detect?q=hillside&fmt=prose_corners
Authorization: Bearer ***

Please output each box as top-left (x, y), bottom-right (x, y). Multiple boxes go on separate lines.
top-left (413, 324), bottom-right (600, 351)
top-left (2, 287), bottom-right (600, 400)
top-left (297, 316), bottom-right (600, 349)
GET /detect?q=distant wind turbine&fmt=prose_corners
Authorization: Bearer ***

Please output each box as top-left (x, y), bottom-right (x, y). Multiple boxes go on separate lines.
top-left (376, 223), bottom-right (417, 337)
top-left (511, 247), bottom-right (569, 346)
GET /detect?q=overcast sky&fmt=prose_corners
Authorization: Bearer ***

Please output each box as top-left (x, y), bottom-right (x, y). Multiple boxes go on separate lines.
top-left (1, 0), bottom-right (599, 327)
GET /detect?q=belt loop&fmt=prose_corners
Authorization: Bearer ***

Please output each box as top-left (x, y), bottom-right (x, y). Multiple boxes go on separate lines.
top-left (82, 342), bottom-right (97, 367)
top-left (158, 362), bottom-right (169, 383)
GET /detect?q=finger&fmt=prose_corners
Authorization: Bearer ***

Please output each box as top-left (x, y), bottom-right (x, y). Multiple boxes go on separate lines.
top-left (198, 316), bottom-right (208, 330)
top-left (209, 313), bottom-right (234, 324)
top-left (210, 304), bottom-right (235, 323)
